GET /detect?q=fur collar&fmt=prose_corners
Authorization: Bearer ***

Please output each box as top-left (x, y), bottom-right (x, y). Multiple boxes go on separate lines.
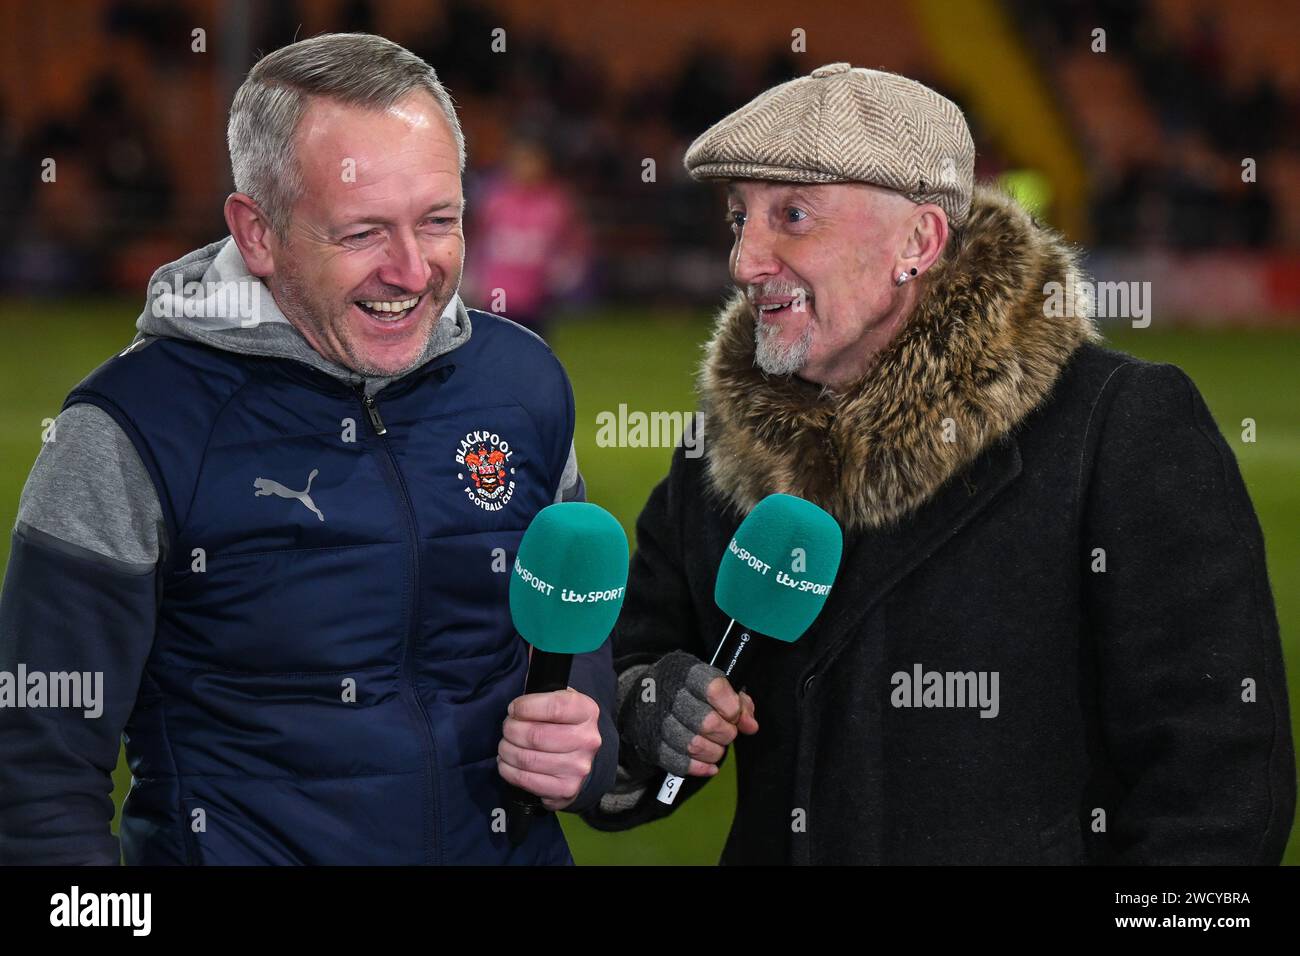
top-left (698, 185), bottom-right (1102, 532)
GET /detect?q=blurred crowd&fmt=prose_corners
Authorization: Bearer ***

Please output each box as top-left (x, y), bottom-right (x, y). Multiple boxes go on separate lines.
top-left (1, 0), bottom-right (1296, 306)
top-left (1015, 0), bottom-right (1298, 249)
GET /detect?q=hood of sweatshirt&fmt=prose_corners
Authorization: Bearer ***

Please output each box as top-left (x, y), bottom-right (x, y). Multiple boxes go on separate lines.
top-left (133, 236), bottom-right (472, 396)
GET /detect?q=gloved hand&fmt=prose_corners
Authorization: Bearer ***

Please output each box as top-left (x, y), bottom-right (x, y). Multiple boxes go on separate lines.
top-left (617, 650), bottom-right (759, 778)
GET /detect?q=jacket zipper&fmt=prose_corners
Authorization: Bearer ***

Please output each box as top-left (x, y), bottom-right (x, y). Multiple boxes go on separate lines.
top-left (358, 384), bottom-right (443, 864)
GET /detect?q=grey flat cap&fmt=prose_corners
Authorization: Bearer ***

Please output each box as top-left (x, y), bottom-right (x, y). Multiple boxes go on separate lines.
top-left (684, 62), bottom-right (976, 226)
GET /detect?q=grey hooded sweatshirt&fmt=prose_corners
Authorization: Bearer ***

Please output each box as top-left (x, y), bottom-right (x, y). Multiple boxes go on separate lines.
top-left (0, 237), bottom-right (593, 865)
top-left (18, 237), bottom-right (582, 571)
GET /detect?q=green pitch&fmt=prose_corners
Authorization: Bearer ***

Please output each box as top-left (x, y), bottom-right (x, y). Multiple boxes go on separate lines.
top-left (0, 300), bottom-right (1296, 865)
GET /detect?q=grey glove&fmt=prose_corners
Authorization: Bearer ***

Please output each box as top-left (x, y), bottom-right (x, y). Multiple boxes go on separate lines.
top-left (617, 650), bottom-right (725, 778)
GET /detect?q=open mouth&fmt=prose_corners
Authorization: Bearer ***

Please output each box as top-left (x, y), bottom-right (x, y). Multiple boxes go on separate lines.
top-left (755, 297), bottom-right (812, 317)
top-left (354, 292), bottom-right (425, 326)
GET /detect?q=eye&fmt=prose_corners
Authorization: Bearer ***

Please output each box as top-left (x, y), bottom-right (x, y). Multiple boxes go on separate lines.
top-left (344, 229), bottom-right (380, 243)
top-left (727, 209), bottom-right (747, 228)
top-left (786, 207), bottom-right (808, 223)
top-left (423, 217), bottom-right (456, 228)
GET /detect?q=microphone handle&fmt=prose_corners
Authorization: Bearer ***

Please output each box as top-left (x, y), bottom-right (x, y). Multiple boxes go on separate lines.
top-left (656, 619), bottom-right (756, 806)
top-left (505, 647), bottom-right (574, 846)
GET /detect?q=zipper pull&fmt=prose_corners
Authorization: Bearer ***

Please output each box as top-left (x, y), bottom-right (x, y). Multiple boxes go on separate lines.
top-left (362, 393), bottom-right (387, 436)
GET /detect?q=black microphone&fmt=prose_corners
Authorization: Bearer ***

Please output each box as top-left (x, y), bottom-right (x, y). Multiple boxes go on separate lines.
top-left (503, 648), bottom-right (577, 845)
top-left (503, 502), bottom-right (628, 846)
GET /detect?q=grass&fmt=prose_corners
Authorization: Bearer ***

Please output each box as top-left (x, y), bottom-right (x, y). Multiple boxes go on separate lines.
top-left (0, 300), bottom-right (1296, 864)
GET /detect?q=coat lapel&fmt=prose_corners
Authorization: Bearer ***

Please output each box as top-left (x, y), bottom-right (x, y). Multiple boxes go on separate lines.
top-left (804, 434), bottom-right (1022, 674)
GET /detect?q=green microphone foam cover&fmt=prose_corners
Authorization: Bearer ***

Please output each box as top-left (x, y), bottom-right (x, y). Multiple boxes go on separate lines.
top-left (509, 502), bottom-right (629, 654)
top-left (714, 493), bottom-right (843, 642)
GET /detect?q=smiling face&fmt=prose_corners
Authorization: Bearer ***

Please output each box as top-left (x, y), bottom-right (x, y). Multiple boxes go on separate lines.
top-left (726, 180), bottom-right (943, 387)
top-left (262, 90), bottom-right (465, 377)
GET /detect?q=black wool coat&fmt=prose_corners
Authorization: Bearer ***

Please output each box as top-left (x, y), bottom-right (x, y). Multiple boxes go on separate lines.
top-left (582, 188), bottom-right (1295, 864)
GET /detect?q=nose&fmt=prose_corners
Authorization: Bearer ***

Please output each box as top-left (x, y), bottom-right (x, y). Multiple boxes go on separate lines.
top-left (731, 217), bottom-right (781, 287)
top-left (377, 228), bottom-right (433, 294)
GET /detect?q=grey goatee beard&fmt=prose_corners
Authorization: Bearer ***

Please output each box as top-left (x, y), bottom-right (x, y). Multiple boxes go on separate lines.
top-left (754, 316), bottom-right (813, 375)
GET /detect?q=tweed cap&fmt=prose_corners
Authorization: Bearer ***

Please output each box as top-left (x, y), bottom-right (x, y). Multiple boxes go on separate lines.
top-left (684, 63), bottom-right (975, 226)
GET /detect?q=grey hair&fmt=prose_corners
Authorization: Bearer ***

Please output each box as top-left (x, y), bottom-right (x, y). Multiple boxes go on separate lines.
top-left (227, 32), bottom-right (466, 237)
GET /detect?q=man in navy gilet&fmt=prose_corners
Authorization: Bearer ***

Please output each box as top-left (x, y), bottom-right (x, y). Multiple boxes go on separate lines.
top-left (0, 33), bottom-right (617, 865)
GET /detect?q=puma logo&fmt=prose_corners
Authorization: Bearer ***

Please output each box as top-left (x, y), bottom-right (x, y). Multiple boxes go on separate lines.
top-left (253, 469), bottom-right (324, 522)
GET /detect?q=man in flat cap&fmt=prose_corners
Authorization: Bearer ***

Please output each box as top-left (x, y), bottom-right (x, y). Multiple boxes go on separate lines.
top-left (582, 63), bottom-right (1295, 864)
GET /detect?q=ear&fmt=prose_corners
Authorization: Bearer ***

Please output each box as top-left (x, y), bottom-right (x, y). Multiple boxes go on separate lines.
top-left (224, 193), bottom-right (279, 278)
top-left (897, 204), bottom-right (949, 279)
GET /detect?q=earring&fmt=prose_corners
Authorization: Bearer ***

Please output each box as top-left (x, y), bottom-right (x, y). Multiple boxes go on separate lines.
top-left (895, 271), bottom-right (910, 286)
